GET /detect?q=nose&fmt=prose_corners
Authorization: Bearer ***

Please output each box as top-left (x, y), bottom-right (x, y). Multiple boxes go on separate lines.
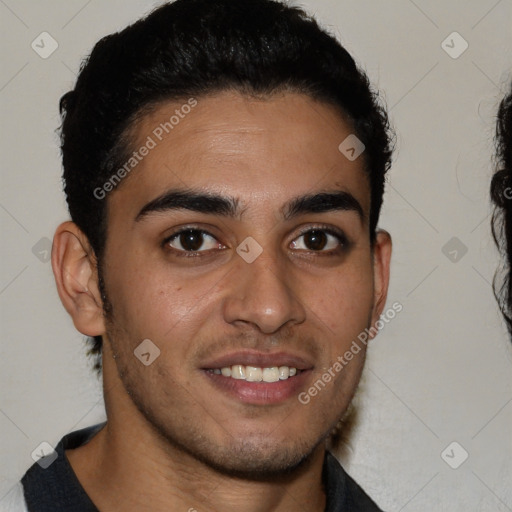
top-left (222, 248), bottom-right (307, 334)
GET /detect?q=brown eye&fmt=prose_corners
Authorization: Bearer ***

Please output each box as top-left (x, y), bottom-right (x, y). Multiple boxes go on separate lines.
top-left (290, 228), bottom-right (347, 253)
top-left (166, 229), bottom-right (220, 252)
top-left (303, 230), bottom-right (328, 251)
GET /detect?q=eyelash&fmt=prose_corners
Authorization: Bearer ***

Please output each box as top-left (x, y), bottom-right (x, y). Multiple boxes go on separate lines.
top-left (162, 224), bottom-right (349, 259)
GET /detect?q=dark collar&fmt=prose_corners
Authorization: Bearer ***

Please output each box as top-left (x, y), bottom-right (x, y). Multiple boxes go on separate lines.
top-left (22, 423), bottom-right (383, 511)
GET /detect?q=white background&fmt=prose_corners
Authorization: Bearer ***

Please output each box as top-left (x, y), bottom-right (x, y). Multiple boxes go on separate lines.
top-left (1, 1), bottom-right (511, 510)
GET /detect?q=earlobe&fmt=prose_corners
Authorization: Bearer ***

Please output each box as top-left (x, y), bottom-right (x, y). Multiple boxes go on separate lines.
top-left (51, 221), bottom-right (106, 337)
top-left (370, 229), bottom-right (392, 328)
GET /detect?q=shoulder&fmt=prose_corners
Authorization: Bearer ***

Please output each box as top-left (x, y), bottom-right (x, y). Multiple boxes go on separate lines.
top-left (20, 423), bottom-right (105, 512)
top-left (324, 451), bottom-right (385, 512)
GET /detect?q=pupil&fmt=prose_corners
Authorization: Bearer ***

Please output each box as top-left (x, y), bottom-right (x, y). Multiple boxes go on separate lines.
top-left (306, 230), bottom-right (327, 251)
top-left (181, 230), bottom-right (203, 251)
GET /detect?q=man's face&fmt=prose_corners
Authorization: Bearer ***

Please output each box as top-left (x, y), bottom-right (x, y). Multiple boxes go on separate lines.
top-left (99, 91), bottom-right (389, 475)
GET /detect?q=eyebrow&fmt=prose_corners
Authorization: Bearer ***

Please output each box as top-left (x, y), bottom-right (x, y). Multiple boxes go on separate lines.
top-left (135, 188), bottom-right (365, 223)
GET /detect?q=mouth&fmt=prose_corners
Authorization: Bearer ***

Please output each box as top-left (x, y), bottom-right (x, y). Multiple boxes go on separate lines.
top-left (206, 365), bottom-right (301, 382)
top-left (200, 351), bottom-right (313, 405)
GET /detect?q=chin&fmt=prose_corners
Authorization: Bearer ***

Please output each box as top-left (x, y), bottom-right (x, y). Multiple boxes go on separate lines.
top-left (184, 437), bottom-right (320, 480)
top-left (153, 418), bottom-right (324, 480)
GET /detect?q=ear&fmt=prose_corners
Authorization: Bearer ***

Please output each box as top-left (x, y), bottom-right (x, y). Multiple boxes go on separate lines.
top-left (51, 221), bottom-right (106, 337)
top-left (369, 229), bottom-right (392, 334)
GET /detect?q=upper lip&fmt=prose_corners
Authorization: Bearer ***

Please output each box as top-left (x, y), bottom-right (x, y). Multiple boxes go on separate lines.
top-left (201, 350), bottom-right (314, 371)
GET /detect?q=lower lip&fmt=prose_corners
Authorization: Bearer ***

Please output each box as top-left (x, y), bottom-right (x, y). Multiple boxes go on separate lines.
top-left (202, 370), bottom-right (311, 405)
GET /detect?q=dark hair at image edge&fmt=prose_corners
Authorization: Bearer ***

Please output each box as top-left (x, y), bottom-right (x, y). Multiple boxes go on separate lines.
top-left (491, 82), bottom-right (512, 338)
top-left (58, 0), bottom-right (394, 373)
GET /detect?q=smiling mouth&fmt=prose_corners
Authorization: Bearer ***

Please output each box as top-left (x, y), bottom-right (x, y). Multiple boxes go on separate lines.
top-left (206, 365), bottom-right (301, 383)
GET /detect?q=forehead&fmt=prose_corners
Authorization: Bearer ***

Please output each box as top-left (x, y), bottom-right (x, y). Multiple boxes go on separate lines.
top-left (109, 91), bottom-right (370, 218)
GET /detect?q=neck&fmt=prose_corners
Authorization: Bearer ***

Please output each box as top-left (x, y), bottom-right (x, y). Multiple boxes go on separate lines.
top-left (66, 356), bottom-right (327, 512)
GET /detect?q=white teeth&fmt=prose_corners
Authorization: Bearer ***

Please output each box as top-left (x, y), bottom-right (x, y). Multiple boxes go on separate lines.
top-left (263, 367), bottom-right (280, 382)
top-left (221, 367), bottom-right (232, 377)
top-left (246, 366), bottom-right (263, 382)
top-left (231, 365), bottom-right (246, 379)
top-left (212, 364), bottom-right (299, 381)
top-left (278, 366), bottom-right (289, 380)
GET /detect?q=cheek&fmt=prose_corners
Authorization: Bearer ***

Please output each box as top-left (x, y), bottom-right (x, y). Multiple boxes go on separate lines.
top-left (311, 264), bottom-right (374, 338)
top-left (311, 270), bottom-right (372, 406)
top-left (104, 252), bottom-right (219, 344)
